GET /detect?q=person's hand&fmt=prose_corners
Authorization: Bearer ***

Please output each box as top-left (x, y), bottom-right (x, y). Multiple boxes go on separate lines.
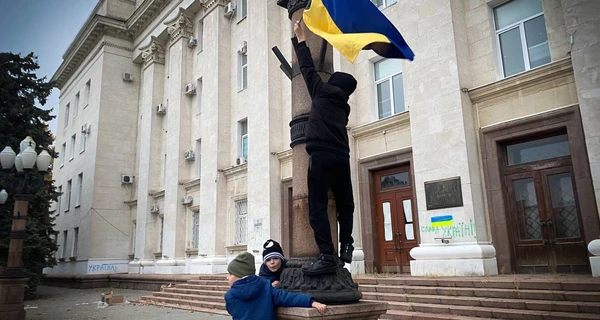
top-left (312, 301), bottom-right (327, 314)
top-left (271, 280), bottom-right (280, 287)
top-left (294, 21), bottom-right (306, 42)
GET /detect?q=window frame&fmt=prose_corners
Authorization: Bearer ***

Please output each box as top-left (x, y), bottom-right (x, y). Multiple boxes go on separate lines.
top-left (191, 211), bottom-right (200, 249)
top-left (237, 0), bottom-right (247, 21)
top-left (84, 80), bottom-right (91, 108)
top-left (74, 92), bottom-right (80, 118)
top-left (372, 0), bottom-right (397, 9)
top-left (80, 131), bottom-right (87, 154)
top-left (494, 2), bottom-right (547, 78)
top-left (76, 172), bottom-right (83, 208)
top-left (72, 227), bottom-right (79, 258)
top-left (238, 52), bottom-right (248, 91)
top-left (64, 103), bottom-right (70, 128)
top-left (65, 180), bottom-right (72, 212)
top-left (69, 134), bottom-right (76, 161)
top-left (373, 59), bottom-right (405, 120)
top-left (60, 143), bottom-right (66, 167)
top-left (234, 199), bottom-right (248, 245)
top-left (239, 119), bottom-right (248, 160)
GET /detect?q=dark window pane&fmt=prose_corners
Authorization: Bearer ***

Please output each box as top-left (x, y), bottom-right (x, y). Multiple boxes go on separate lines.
top-left (506, 134), bottom-right (570, 165)
top-left (392, 73), bottom-right (405, 114)
top-left (499, 27), bottom-right (526, 77)
top-left (547, 172), bottom-right (581, 239)
top-left (525, 15), bottom-right (550, 68)
top-left (494, 0), bottom-right (543, 30)
top-left (380, 172), bottom-right (410, 189)
top-left (513, 178), bottom-right (542, 240)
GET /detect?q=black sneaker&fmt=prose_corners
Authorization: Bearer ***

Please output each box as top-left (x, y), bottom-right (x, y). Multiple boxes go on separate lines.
top-left (340, 243), bottom-right (354, 263)
top-left (301, 254), bottom-right (339, 275)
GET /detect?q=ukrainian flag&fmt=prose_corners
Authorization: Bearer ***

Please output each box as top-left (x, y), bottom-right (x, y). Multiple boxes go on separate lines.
top-left (303, 0), bottom-right (415, 63)
top-left (431, 215), bottom-right (453, 227)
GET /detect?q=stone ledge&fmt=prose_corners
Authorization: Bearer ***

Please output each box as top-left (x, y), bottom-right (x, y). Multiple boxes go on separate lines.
top-left (351, 111), bottom-right (410, 139)
top-left (468, 57), bottom-right (574, 103)
top-left (276, 301), bottom-right (388, 320)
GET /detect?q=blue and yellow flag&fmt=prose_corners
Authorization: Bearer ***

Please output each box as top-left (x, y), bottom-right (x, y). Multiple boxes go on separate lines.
top-left (431, 215), bottom-right (453, 228)
top-left (303, 0), bottom-right (415, 63)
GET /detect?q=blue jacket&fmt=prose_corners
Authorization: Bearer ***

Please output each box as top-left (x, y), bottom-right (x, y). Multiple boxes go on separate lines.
top-left (225, 275), bottom-right (313, 320)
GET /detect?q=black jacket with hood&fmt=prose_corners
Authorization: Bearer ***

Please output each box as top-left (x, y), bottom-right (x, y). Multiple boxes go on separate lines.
top-left (294, 40), bottom-right (357, 157)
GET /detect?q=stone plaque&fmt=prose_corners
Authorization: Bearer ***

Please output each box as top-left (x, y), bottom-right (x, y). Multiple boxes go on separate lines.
top-left (424, 177), bottom-right (463, 210)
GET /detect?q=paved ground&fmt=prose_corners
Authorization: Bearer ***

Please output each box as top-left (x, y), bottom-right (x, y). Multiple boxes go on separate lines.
top-left (25, 286), bottom-right (231, 320)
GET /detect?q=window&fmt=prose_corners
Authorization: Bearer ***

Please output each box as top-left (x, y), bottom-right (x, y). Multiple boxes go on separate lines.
top-left (72, 227), bottom-right (79, 258)
top-left (372, 0), bottom-right (396, 9)
top-left (494, 0), bottom-right (550, 78)
top-left (234, 199), bottom-right (248, 245)
top-left (195, 139), bottom-right (201, 178)
top-left (57, 185), bottom-right (62, 215)
top-left (62, 231), bottom-right (68, 259)
top-left (60, 143), bottom-right (66, 167)
top-left (237, 0), bottom-right (247, 21)
top-left (84, 80), bottom-right (91, 107)
top-left (53, 233), bottom-right (58, 258)
top-left (74, 92), bottom-right (80, 117)
top-left (65, 180), bottom-right (72, 212)
top-left (196, 78), bottom-right (203, 115)
top-left (69, 134), bottom-right (76, 160)
top-left (191, 211), bottom-right (200, 249)
top-left (64, 103), bottom-right (70, 128)
top-left (80, 131), bottom-right (87, 153)
top-left (76, 173), bottom-right (83, 207)
top-left (197, 21), bottom-right (204, 51)
top-left (238, 52), bottom-right (248, 90)
top-left (374, 59), bottom-right (405, 119)
top-left (506, 134), bottom-right (570, 165)
top-left (239, 119), bottom-right (248, 160)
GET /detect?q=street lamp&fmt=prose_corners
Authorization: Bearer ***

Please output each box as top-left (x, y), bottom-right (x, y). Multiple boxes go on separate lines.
top-left (0, 136), bottom-right (51, 320)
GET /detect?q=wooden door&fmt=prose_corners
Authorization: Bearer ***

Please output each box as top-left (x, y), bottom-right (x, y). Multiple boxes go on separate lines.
top-left (373, 166), bottom-right (417, 273)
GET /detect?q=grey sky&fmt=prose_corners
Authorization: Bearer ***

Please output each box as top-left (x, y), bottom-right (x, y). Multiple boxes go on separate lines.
top-left (0, 0), bottom-right (98, 136)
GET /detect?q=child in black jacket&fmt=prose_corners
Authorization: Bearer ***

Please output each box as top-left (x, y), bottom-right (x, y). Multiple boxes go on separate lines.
top-left (293, 21), bottom-right (357, 276)
top-left (258, 239), bottom-right (286, 287)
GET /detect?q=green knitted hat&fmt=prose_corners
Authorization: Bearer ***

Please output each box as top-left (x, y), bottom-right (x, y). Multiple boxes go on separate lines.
top-left (227, 252), bottom-right (256, 278)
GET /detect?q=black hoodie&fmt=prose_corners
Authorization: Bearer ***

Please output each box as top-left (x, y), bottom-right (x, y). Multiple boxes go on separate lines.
top-left (294, 40), bottom-right (357, 157)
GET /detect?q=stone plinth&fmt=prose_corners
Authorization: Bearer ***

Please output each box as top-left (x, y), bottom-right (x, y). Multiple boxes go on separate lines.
top-left (276, 301), bottom-right (388, 320)
top-left (0, 278), bottom-right (28, 320)
top-left (589, 239), bottom-right (600, 277)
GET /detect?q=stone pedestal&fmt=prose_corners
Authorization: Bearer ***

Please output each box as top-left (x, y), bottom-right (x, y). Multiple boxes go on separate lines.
top-left (410, 244), bottom-right (498, 276)
top-left (589, 239), bottom-right (600, 277)
top-left (0, 278), bottom-right (28, 320)
top-left (276, 301), bottom-right (388, 320)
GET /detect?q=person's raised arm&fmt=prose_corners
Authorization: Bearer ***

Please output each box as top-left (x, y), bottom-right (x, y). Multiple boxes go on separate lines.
top-left (293, 21), bottom-right (324, 98)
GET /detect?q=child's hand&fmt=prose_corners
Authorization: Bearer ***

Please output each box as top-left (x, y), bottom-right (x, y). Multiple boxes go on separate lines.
top-left (312, 301), bottom-right (327, 314)
top-left (271, 280), bottom-right (280, 287)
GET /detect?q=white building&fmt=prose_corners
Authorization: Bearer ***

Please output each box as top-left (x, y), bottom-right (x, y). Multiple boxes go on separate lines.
top-left (47, 0), bottom-right (600, 277)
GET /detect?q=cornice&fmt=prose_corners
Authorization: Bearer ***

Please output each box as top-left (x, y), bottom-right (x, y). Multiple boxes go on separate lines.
top-left (200, 0), bottom-right (228, 11)
top-left (52, 15), bottom-right (131, 89)
top-left (276, 149), bottom-right (293, 161)
top-left (182, 178), bottom-right (201, 190)
top-left (128, 0), bottom-right (172, 37)
top-left (468, 57), bottom-right (574, 103)
top-left (351, 111), bottom-right (411, 139)
top-left (221, 163), bottom-right (248, 177)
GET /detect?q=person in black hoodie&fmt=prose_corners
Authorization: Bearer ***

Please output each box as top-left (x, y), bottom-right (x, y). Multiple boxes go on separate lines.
top-left (293, 21), bottom-right (357, 276)
top-left (258, 239), bottom-right (286, 286)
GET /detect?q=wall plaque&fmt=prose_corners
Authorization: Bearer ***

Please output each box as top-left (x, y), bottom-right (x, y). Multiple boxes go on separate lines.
top-left (424, 177), bottom-right (463, 210)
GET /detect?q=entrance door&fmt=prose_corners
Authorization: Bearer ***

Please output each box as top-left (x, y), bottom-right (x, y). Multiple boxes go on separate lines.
top-left (504, 134), bottom-right (588, 273)
top-left (373, 166), bottom-right (417, 273)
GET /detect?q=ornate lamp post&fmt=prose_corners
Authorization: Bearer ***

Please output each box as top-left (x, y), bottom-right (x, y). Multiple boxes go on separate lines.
top-left (0, 136), bottom-right (51, 320)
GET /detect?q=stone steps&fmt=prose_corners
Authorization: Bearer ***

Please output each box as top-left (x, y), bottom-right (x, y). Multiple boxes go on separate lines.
top-left (136, 274), bottom-right (600, 319)
top-left (134, 298), bottom-right (229, 316)
top-left (359, 284), bottom-right (600, 302)
top-left (378, 300), bottom-right (600, 320)
top-left (361, 292), bottom-right (600, 313)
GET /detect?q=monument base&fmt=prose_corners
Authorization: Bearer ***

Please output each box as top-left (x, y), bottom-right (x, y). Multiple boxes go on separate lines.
top-left (276, 301), bottom-right (388, 319)
top-left (279, 258), bottom-right (362, 304)
top-left (0, 278), bottom-right (27, 320)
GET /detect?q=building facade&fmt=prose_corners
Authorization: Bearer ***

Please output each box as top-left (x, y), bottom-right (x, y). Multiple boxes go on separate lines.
top-left (46, 0), bottom-right (600, 277)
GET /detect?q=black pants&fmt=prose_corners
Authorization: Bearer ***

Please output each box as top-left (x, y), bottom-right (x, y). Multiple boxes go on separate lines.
top-left (308, 150), bottom-right (355, 255)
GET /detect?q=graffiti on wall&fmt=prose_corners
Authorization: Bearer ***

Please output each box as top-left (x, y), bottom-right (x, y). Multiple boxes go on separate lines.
top-left (248, 218), bottom-right (268, 248)
top-left (420, 218), bottom-right (476, 239)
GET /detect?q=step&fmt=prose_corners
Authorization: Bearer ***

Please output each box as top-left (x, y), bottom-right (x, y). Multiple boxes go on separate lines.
top-left (163, 287), bottom-right (226, 297)
top-left (133, 299), bottom-right (229, 316)
top-left (186, 279), bottom-right (228, 286)
top-left (194, 275), bottom-right (227, 281)
top-left (362, 292), bottom-right (600, 313)
top-left (359, 285), bottom-right (600, 302)
top-left (355, 276), bottom-right (600, 292)
top-left (175, 283), bottom-right (230, 291)
top-left (152, 291), bottom-right (224, 304)
top-left (380, 309), bottom-right (496, 320)
top-left (382, 301), bottom-right (600, 320)
top-left (139, 295), bottom-right (226, 310)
